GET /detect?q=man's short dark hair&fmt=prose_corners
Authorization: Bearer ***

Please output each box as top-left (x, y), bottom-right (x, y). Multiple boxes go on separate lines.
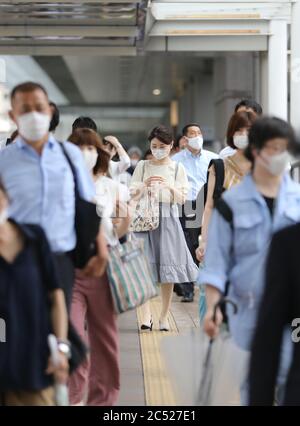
top-left (11, 82), bottom-right (48, 101)
top-left (244, 116), bottom-right (296, 163)
top-left (72, 116), bottom-right (97, 132)
top-left (49, 102), bottom-right (60, 132)
top-left (235, 99), bottom-right (263, 116)
top-left (182, 123), bottom-right (201, 136)
top-left (148, 125), bottom-right (173, 145)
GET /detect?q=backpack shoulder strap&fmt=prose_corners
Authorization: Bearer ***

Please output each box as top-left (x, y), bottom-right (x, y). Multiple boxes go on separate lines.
top-left (215, 198), bottom-right (233, 229)
top-left (59, 142), bottom-right (79, 196)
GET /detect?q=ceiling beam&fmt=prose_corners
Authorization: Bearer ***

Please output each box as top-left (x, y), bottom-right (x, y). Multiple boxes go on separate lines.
top-left (3, 0), bottom-right (141, 3)
top-left (146, 35), bottom-right (268, 51)
top-left (0, 46), bottom-right (137, 55)
top-left (59, 106), bottom-right (168, 119)
top-left (34, 56), bottom-right (85, 105)
top-left (0, 26), bottom-right (138, 38)
top-left (150, 2), bottom-right (292, 21)
top-left (150, 20), bottom-right (270, 36)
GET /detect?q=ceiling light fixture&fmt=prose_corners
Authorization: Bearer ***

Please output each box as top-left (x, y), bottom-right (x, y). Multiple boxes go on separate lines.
top-left (153, 89), bottom-right (161, 96)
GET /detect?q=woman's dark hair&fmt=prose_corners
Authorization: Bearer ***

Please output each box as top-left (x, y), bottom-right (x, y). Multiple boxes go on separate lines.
top-left (148, 125), bottom-right (173, 145)
top-left (72, 116), bottom-right (97, 132)
top-left (244, 116), bottom-right (296, 163)
top-left (68, 128), bottom-right (110, 174)
top-left (174, 134), bottom-right (183, 149)
top-left (49, 102), bottom-right (60, 132)
top-left (143, 148), bottom-right (153, 160)
top-left (235, 99), bottom-right (263, 116)
top-left (226, 111), bottom-right (257, 149)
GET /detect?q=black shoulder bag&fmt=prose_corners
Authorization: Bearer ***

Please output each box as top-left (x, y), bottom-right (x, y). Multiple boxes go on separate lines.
top-left (60, 143), bottom-right (100, 269)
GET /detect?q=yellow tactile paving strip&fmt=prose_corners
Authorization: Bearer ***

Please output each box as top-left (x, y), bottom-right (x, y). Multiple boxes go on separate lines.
top-left (136, 292), bottom-right (241, 406)
top-left (136, 296), bottom-right (179, 406)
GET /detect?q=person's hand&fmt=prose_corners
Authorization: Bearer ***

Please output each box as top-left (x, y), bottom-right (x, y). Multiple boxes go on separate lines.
top-left (203, 307), bottom-right (223, 339)
top-left (130, 184), bottom-right (146, 201)
top-left (144, 176), bottom-right (168, 188)
top-left (46, 352), bottom-right (69, 384)
top-left (82, 254), bottom-right (107, 278)
top-left (196, 241), bottom-right (206, 263)
top-left (104, 135), bottom-right (120, 149)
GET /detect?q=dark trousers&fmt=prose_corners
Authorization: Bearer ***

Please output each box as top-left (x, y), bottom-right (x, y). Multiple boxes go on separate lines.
top-left (177, 200), bottom-right (200, 296)
top-left (53, 252), bottom-right (75, 311)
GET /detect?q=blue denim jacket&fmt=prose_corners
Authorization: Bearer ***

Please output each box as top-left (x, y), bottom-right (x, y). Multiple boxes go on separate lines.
top-left (198, 172), bottom-right (300, 350)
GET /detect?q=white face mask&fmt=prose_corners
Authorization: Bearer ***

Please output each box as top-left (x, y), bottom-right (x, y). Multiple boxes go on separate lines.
top-left (151, 148), bottom-right (169, 160)
top-left (233, 134), bottom-right (248, 150)
top-left (0, 208), bottom-right (8, 225)
top-left (259, 151), bottom-right (290, 176)
top-left (130, 159), bottom-right (139, 167)
top-left (82, 149), bottom-right (98, 171)
top-left (17, 111), bottom-right (50, 142)
top-left (187, 135), bottom-right (203, 151)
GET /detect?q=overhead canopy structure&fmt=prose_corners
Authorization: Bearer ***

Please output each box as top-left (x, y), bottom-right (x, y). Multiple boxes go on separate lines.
top-left (0, 1), bottom-right (299, 135)
top-left (145, 1), bottom-right (292, 52)
top-left (0, 1), bottom-right (147, 55)
top-left (145, 1), bottom-right (300, 126)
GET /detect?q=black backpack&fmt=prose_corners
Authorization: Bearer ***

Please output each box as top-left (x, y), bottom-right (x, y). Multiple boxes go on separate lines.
top-left (203, 158), bottom-right (225, 207)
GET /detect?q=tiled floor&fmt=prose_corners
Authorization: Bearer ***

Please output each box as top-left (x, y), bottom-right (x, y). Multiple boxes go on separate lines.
top-left (117, 290), bottom-right (200, 406)
top-left (117, 310), bottom-right (145, 406)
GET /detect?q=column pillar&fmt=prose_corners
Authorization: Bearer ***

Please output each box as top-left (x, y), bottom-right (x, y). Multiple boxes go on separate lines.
top-left (268, 20), bottom-right (288, 119)
top-left (290, 0), bottom-right (300, 133)
top-left (259, 52), bottom-right (268, 114)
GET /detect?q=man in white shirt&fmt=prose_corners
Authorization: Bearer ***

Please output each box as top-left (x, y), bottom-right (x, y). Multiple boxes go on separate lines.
top-left (172, 123), bottom-right (218, 302)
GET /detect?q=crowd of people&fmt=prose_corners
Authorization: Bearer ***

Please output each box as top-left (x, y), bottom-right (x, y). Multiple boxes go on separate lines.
top-left (0, 81), bottom-right (299, 406)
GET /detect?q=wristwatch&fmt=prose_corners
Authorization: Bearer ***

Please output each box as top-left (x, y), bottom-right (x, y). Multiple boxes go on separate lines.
top-left (57, 340), bottom-right (71, 359)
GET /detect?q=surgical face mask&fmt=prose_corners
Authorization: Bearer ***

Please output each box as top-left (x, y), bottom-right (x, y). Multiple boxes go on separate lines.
top-left (0, 208), bottom-right (8, 225)
top-left (17, 111), bottom-right (50, 142)
top-left (233, 134), bottom-right (248, 150)
top-left (82, 149), bottom-right (98, 171)
top-left (130, 159), bottom-right (139, 167)
top-left (151, 148), bottom-right (169, 160)
top-left (259, 151), bottom-right (290, 176)
top-left (187, 135), bottom-right (203, 151)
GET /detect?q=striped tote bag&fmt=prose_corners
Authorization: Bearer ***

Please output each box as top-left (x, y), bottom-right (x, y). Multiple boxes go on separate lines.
top-left (107, 236), bottom-right (157, 314)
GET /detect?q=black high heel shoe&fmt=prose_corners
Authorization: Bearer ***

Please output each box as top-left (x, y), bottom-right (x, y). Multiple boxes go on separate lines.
top-left (140, 318), bottom-right (153, 331)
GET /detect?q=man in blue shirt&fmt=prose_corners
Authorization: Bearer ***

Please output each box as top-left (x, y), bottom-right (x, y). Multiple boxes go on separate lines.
top-left (0, 82), bottom-right (107, 308)
top-left (173, 123), bottom-right (218, 302)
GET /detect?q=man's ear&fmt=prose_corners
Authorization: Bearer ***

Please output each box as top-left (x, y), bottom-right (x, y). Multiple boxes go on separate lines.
top-left (8, 110), bottom-right (17, 125)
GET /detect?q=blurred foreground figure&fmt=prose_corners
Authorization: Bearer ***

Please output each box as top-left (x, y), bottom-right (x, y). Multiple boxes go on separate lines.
top-left (199, 116), bottom-right (300, 404)
top-left (0, 180), bottom-right (69, 406)
top-left (249, 224), bottom-right (300, 406)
